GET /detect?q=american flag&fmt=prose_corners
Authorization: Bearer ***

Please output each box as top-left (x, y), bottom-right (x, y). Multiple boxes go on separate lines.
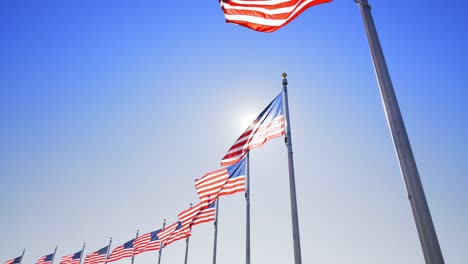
top-left (83, 245), bottom-right (109, 264)
top-left (163, 222), bottom-right (191, 247)
top-left (219, 0), bottom-right (332, 33)
top-left (195, 157), bottom-right (246, 204)
top-left (5, 256), bottom-right (21, 264)
top-left (59, 250), bottom-right (82, 264)
top-left (177, 203), bottom-right (204, 229)
top-left (36, 253), bottom-right (54, 264)
top-left (221, 93), bottom-right (284, 166)
top-left (106, 239), bottom-right (135, 263)
top-left (133, 229), bottom-right (161, 255)
top-left (157, 222), bottom-right (179, 245)
top-left (192, 202), bottom-right (216, 226)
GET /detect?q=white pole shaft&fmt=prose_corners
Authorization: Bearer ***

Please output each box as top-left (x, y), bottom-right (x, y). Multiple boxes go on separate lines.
top-left (131, 230), bottom-right (139, 264)
top-left (158, 220), bottom-right (166, 264)
top-left (212, 199), bottom-right (219, 264)
top-left (356, 1), bottom-right (444, 263)
top-left (282, 74), bottom-right (302, 264)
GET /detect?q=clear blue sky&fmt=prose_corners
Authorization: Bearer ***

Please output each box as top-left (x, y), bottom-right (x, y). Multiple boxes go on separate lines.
top-left (1, 1), bottom-right (467, 263)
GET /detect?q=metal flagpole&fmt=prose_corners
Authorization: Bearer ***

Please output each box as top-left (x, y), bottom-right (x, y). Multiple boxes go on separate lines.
top-left (158, 220), bottom-right (166, 264)
top-left (245, 152), bottom-right (251, 264)
top-left (281, 73), bottom-right (302, 264)
top-left (131, 230), bottom-right (139, 264)
top-left (212, 198), bottom-right (219, 264)
top-left (51, 246), bottom-right (58, 264)
top-left (184, 204), bottom-right (192, 264)
top-left (105, 237), bottom-right (112, 264)
top-left (355, 1), bottom-right (444, 263)
top-left (19, 249), bottom-right (25, 264)
top-left (79, 243), bottom-right (86, 264)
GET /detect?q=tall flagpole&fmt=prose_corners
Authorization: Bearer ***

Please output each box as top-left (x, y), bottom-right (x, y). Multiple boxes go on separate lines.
top-left (184, 204), bottom-right (192, 264)
top-left (131, 230), bottom-right (139, 264)
top-left (355, 1), bottom-right (444, 263)
top-left (212, 198), bottom-right (219, 264)
top-left (19, 249), bottom-right (26, 264)
top-left (51, 246), bottom-right (58, 264)
top-left (105, 237), bottom-right (112, 264)
top-left (79, 243), bottom-right (86, 264)
top-left (281, 73), bottom-right (302, 264)
top-left (158, 220), bottom-right (166, 264)
top-left (245, 152), bottom-right (251, 264)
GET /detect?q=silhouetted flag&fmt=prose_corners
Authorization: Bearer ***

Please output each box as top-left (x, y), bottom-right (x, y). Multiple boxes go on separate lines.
top-left (133, 229), bottom-right (161, 255)
top-left (219, 0), bottom-right (332, 33)
top-left (107, 239), bottom-right (135, 263)
top-left (83, 246), bottom-right (109, 264)
top-left (163, 222), bottom-right (191, 247)
top-left (221, 93), bottom-right (284, 166)
top-left (5, 256), bottom-right (21, 264)
top-left (195, 157), bottom-right (246, 203)
top-left (36, 253), bottom-right (54, 264)
top-left (60, 250), bottom-right (82, 264)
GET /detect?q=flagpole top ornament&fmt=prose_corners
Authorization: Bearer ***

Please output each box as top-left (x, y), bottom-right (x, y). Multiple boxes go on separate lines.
top-left (282, 73), bottom-right (287, 78)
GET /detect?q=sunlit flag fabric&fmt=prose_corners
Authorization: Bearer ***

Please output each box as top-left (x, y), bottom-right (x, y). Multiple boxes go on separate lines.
top-left (177, 201), bottom-right (216, 228)
top-left (59, 250), bottom-right (82, 264)
top-left (83, 245), bottom-right (109, 264)
top-left (163, 222), bottom-right (191, 247)
top-left (219, 0), bottom-right (332, 33)
top-left (195, 157), bottom-right (246, 204)
top-left (221, 93), bottom-right (284, 166)
top-left (133, 229), bottom-right (161, 255)
top-left (106, 239), bottom-right (135, 263)
top-left (192, 202), bottom-right (216, 226)
top-left (36, 253), bottom-right (54, 264)
top-left (5, 256), bottom-right (21, 264)
top-left (157, 222), bottom-right (179, 245)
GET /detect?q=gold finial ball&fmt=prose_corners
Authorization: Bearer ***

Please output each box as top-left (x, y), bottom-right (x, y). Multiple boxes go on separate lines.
top-left (282, 72), bottom-right (287, 78)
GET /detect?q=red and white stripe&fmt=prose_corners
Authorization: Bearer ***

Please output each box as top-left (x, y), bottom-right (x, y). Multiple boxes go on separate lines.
top-left (133, 232), bottom-right (159, 255)
top-left (195, 168), bottom-right (245, 203)
top-left (106, 243), bottom-right (134, 263)
top-left (164, 227), bottom-right (191, 247)
top-left (83, 252), bottom-right (106, 264)
top-left (178, 203), bottom-right (204, 228)
top-left (157, 222), bottom-right (179, 244)
top-left (192, 205), bottom-right (216, 226)
top-left (219, 0), bottom-right (332, 33)
top-left (221, 115), bottom-right (284, 166)
top-left (5, 257), bottom-right (21, 264)
top-left (59, 254), bottom-right (80, 264)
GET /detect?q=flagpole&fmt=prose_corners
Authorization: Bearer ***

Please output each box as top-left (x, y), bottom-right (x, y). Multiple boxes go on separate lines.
top-left (131, 230), bottom-right (139, 264)
top-left (51, 246), bottom-right (58, 264)
top-left (105, 237), bottom-right (112, 264)
top-left (355, 1), bottom-right (444, 263)
top-left (281, 73), bottom-right (302, 264)
top-left (212, 198), bottom-right (219, 264)
top-left (19, 249), bottom-right (26, 264)
top-left (184, 204), bottom-right (192, 264)
top-left (79, 243), bottom-right (86, 264)
top-left (245, 152), bottom-right (251, 264)
top-left (157, 219), bottom-right (166, 264)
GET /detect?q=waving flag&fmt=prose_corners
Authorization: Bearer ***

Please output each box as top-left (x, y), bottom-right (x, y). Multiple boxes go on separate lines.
top-left (221, 93), bottom-right (284, 166)
top-left (133, 229), bottom-right (161, 255)
top-left (177, 203), bottom-right (204, 229)
top-left (192, 202), bottom-right (216, 226)
top-left (107, 239), bottom-right (135, 263)
top-left (157, 222), bottom-right (179, 245)
top-left (36, 253), bottom-right (55, 264)
top-left (163, 222), bottom-right (191, 247)
top-left (83, 245), bottom-right (109, 264)
top-left (60, 250), bottom-right (82, 264)
top-left (5, 256), bottom-right (21, 264)
top-left (195, 157), bottom-right (246, 203)
top-left (219, 0), bottom-right (332, 33)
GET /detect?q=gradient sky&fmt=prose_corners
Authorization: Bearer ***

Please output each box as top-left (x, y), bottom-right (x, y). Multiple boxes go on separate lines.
top-left (1, 1), bottom-right (467, 264)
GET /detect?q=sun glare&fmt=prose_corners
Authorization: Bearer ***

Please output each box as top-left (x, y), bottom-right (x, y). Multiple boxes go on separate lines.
top-left (239, 113), bottom-right (257, 132)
